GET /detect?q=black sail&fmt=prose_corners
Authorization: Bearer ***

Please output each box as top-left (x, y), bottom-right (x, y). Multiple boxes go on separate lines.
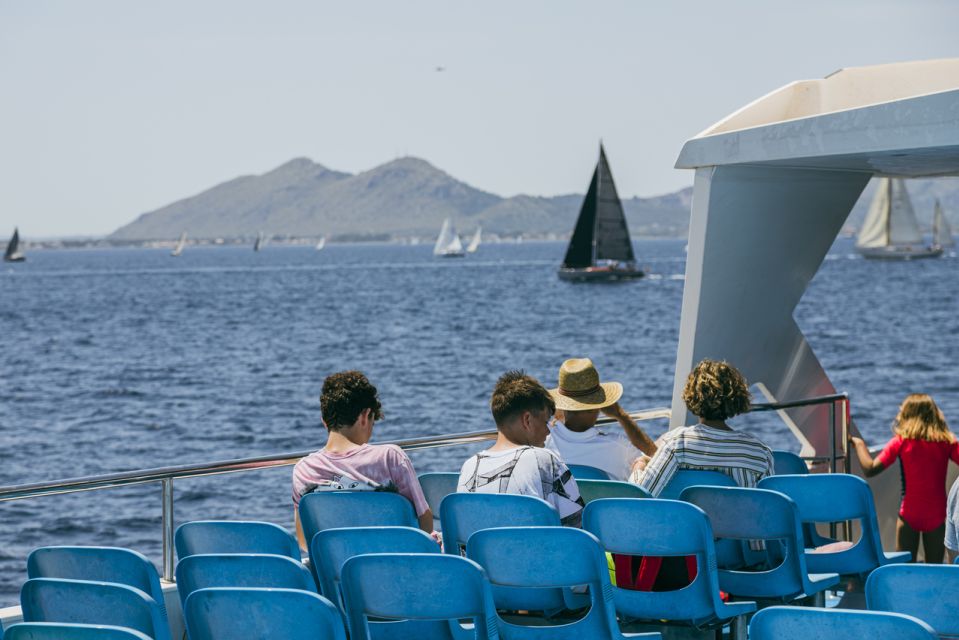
top-left (593, 146), bottom-right (635, 262)
top-left (562, 167), bottom-right (599, 268)
top-left (4, 228), bottom-right (19, 260)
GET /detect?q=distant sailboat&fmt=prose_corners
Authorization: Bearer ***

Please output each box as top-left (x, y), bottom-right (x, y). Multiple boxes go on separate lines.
top-left (253, 232), bottom-right (266, 252)
top-left (856, 178), bottom-right (942, 259)
top-left (467, 226), bottom-right (482, 253)
top-left (4, 228), bottom-right (25, 263)
top-left (433, 218), bottom-right (465, 257)
top-left (171, 232), bottom-right (187, 257)
top-left (558, 144), bottom-right (643, 281)
top-left (933, 199), bottom-right (955, 249)
top-left (315, 236), bottom-right (327, 251)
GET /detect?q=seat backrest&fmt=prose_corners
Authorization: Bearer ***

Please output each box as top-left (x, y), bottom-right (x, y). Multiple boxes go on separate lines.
top-left (758, 474), bottom-right (889, 574)
top-left (309, 527), bottom-right (439, 607)
top-left (26, 548), bottom-right (169, 640)
top-left (27, 546), bottom-right (164, 611)
top-left (680, 486), bottom-right (812, 599)
top-left (439, 493), bottom-right (560, 554)
top-left (467, 527), bottom-right (622, 639)
top-left (183, 588), bottom-right (346, 640)
top-left (771, 450), bottom-right (808, 475)
top-left (567, 464), bottom-right (611, 480)
top-left (3, 623), bottom-right (153, 640)
top-left (174, 521), bottom-right (299, 560)
top-left (577, 479), bottom-right (651, 503)
top-left (866, 564), bottom-right (959, 636)
top-left (417, 473), bottom-right (459, 530)
top-left (174, 554), bottom-right (315, 609)
top-left (20, 578), bottom-right (168, 640)
top-left (298, 492), bottom-right (417, 546)
top-left (659, 469), bottom-right (738, 499)
top-left (582, 498), bottom-right (726, 625)
top-left (749, 606), bottom-right (936, 640)
top-left (340, 553), bottom-right (497, 640)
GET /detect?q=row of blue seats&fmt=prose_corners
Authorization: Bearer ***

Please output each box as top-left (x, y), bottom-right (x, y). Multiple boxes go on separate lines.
top-left (7, 485), bottom-right (959, 637)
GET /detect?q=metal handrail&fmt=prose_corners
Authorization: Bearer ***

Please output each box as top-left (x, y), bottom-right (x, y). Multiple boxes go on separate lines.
top-left (0, 394), bottom-right (851, 580)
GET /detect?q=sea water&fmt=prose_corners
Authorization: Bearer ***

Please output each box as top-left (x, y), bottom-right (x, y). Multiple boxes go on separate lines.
top-left (0, 238), bottom-right (956, 602)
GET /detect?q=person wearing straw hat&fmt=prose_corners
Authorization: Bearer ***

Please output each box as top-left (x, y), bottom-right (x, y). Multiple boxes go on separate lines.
top-left (546, 358), bottom-right (657, 481)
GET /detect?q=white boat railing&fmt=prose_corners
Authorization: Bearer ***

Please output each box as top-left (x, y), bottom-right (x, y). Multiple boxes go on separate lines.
top-left (0, 395), bottom-right (847, 581)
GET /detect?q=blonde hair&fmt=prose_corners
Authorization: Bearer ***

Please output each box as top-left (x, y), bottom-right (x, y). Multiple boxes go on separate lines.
top-left (683, 359), bottom-right (752, 421)
top-left (893, 393), bottom-right (954, 443)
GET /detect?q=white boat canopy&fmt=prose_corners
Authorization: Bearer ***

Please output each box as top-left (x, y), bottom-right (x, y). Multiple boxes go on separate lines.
top-left (672, 58), bottom-right (959, 457)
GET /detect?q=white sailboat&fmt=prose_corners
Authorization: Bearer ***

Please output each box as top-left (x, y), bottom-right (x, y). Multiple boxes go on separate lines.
top-left (466, 226), bottom-right (482, 253)
top-left (315, 236), bottom-right (327, 251)
top-left (433, 218), bottom-right (465, 257)
top-left (856, 178), bottom-right (942, 260)
top-left (170, 232), bottom-right (187, 257)
top-left (932, 199), bottom-right (955, 248)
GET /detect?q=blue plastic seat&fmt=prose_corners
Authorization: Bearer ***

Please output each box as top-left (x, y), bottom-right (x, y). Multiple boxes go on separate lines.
top-left (577, 480), bottom-right (652, 504)
top-left (3, 623), bottom-right (153, 640)
top-left (175, 553), bottom-right (315, 609)
top-left (658, 469), bottom-right (737, 499)
top-left (309, 526), bottom-right (439, 606)
top-left (866, 564), bottom-right (959, 637)
top-left (183, 587), bottom-right (346, 640)
top-left (567, 464), bottom-right (611, 480)
top-left (749, 605), bottom-right (937, 640)
top-left (26, 547), bottom-right (170, 640)
top-left (679, 486), bottom-right (839, 602)
top-left (758, 474), bottom-right (911, 575)
top-left (771, 450), bottom-right (808, 475)
top-left (298, 492), bottom-right (417, 547)
top-left (417, 472), bottom-right (459, 531)
top-left (467, 526), bottom-right (661, 639)
top-left (20, 578), bottom-right (170, 640)
top-left (583, 498), bottom-right (756, 630)
top-left (440, 492), bottom-right (570, 613)
top-left (340, 553), bottom-right (498, 640)
top-left (174, 520), bottom-right (300, 560)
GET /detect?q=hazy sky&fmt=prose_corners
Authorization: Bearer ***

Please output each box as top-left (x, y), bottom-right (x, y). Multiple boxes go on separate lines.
top-left (2, 1), bottom-right (957, 237)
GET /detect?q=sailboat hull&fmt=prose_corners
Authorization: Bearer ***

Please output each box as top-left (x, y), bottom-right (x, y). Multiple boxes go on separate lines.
top-left (858, 245), bottom-right (943, 260)
top-left (3, 255), bottom-right (25, 263)
top-left (558, 265), bottom-right (644, 282)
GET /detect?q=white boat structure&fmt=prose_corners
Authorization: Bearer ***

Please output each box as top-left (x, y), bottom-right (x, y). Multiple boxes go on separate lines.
top-left (433, 218), bottom-right (465, 257)
top-left (315, 236), bottom-right (327, 251)
top-left (466, 226), bottom-right (481, 253)
top-left (855, 178), bottom-right (941, 260)
top-left (170, 232), bottom-right (187, 257)
top-left (933, 199), bottom-right (955, 249)
top-left (3, 227), bottom-right (25, 263)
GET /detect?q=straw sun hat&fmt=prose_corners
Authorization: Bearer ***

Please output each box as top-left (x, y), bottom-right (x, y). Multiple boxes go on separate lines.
top-left (549, 358), bottom-right (623, 411)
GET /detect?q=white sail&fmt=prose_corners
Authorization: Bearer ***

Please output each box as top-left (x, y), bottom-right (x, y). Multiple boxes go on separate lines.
top-left (467, 226), bottom-right (482, 253)
top-left (433, 218), bottom-right (464, 256)
top-left (887, 178), bottom-right (923, 245)
top-left (171, 232), bottom-right (187, 257)
top-left (856, 178), bottom-right (923, 249)
top-left (856, 179), bottom-right (891, 248)
top-left (316, 236), bottom-right (327, 250)
top-left (933, 200), bottom-right (955, 248)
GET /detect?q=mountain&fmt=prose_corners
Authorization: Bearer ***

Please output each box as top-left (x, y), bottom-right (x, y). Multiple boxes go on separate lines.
top-left (109, 157), bottom-right (693, 241)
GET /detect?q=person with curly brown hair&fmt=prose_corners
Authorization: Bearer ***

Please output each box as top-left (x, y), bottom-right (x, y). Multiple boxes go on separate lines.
top-left (292, 370), bottom-right (432, 549)
top-left (629, 359), bottom-right (773, 496)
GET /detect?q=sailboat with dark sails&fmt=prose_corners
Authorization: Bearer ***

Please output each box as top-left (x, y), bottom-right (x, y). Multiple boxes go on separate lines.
top-left (4, 228), bottom-right (25, 263)
top-left (558, 144), bottom-right (642, 282)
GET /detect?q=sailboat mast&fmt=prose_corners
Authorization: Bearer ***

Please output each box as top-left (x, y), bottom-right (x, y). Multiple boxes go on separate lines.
top-left (591, 144), bottom-right (603, 265)
top-left (885, 178), bottom-right (892, 245)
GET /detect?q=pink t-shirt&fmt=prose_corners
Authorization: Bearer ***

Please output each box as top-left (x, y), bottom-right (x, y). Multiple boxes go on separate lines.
top-left (291, 443), bottom-right (430, 516)
top-left (876, 435), bottom-right (959, 532)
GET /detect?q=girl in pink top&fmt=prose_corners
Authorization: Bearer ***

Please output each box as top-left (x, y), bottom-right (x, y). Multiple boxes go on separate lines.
top-left (851, 393), bottom-right (959, 563)
top-left (292, 371), bottom-right (432, 550)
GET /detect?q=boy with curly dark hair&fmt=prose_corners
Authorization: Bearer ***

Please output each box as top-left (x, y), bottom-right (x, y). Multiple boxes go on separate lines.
top-left (292, 371), bottom-right (432, 549)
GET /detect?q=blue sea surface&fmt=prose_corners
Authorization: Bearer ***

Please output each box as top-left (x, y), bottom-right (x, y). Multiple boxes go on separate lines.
top-left (0, 238), bottom-right (956, 602)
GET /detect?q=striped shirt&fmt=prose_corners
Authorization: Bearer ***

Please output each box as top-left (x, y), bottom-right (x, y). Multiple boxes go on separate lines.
top-left (629, 424), bottom-right (773, 497)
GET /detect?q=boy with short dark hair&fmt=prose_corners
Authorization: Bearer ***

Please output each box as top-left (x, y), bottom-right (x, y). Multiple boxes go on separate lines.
top-left (457, 370), bottom-right (584, 527)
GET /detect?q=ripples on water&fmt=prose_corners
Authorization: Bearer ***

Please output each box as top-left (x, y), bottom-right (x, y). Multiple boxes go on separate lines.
top-left (0, 239), bottom-right (956, 601)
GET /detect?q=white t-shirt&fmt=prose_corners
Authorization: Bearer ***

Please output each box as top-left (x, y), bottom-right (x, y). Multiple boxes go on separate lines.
top-left (457, 445), bottom-right (584, 527)
top-left (544, 420), bottom-right (639, 481)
